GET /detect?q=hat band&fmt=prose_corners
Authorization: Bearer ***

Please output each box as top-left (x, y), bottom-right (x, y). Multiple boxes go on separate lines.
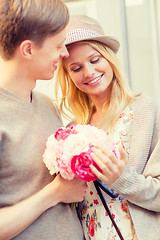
top-left (65, 28), bottom-right (102, 44)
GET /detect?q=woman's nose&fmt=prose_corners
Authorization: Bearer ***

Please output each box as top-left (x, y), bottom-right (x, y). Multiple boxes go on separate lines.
top-left (83, 65), bottom-right (95, 78)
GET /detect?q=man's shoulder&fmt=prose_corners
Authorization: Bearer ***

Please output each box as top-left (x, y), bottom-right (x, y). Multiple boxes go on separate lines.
top-left (32, 90), bottom-right (62, 122)
top-left (32, 90), bottom-right (56, 109)
top-left (32, 90), bottom-right (52, 102)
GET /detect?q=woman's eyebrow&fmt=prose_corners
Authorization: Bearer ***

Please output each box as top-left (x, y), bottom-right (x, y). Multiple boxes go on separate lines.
top-left (69, 62), bottom-right (80, 67)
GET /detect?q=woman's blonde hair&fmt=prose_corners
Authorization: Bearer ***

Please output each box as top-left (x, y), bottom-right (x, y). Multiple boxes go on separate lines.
top-left (55, 41), bottom-right (135, 132)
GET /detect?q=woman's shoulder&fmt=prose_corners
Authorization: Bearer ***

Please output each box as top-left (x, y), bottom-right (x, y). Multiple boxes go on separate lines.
top-left (134, 92), bottom-right (159, 110)
top-left (133, 92), bottom-right (160, 123)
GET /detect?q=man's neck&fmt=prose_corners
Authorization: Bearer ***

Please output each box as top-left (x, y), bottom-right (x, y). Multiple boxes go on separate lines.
top-left (0, 59), bottom-right (35, 100)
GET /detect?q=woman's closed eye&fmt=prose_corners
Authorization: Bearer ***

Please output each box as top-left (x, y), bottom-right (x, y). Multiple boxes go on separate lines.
top-left (72, 66), bottom-right (82, 72)
top-left (90, 56), bottom-right (100, 64)
top-left (70, 56), bottom-right (100, 72)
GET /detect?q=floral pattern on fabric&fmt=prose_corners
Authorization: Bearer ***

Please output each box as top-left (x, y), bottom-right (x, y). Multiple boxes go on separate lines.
top-left (79, 104), bottom-right (138, 240)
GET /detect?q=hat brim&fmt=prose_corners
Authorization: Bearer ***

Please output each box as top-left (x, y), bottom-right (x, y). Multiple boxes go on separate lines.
top-left (65, 36), bottom-right (120, 53)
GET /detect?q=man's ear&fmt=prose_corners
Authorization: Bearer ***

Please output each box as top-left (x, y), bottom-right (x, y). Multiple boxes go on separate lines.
top-left (19, 40), bottom-right (33, 58)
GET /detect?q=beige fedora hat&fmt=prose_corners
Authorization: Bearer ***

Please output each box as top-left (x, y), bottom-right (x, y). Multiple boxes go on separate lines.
top-left (65, 15), bottom-right (120, 53)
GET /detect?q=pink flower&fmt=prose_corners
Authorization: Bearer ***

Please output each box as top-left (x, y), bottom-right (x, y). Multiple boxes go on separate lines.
top-left (88, 217), bottom-right (95, 237)
top-left (54, 125), bottom-right (77, 141)
top-left (112, 214), bottom-right (115, 219)
top-left (43, 124), bottom-right (116, 181)
top-left (71, 147), bottom-right (102, 182)
top-left (93, 199), bottom-right (99, 205)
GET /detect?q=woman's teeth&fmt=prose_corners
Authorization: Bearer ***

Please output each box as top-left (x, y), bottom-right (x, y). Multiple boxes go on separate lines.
top-left (87, 74), bottom-right (103, 85)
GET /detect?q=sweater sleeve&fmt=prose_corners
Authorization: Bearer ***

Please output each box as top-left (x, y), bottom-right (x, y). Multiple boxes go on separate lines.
top-left (109, 94), bottom-right (160, 212)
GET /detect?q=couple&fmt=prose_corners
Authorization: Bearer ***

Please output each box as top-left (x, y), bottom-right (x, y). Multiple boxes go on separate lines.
top-left (0, 1), bottom-right (160, 240)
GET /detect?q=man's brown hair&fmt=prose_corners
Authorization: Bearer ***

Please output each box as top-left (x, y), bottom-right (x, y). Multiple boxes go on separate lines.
top-left (0, 0), bottom-right (69, 60)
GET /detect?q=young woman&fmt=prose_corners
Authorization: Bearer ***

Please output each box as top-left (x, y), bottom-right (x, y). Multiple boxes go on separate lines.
top-left (55, 15), bottom-right (160, 240)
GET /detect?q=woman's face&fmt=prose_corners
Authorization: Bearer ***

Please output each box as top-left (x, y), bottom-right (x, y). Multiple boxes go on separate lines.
top-left (64, 42), bottom-right (113, 101)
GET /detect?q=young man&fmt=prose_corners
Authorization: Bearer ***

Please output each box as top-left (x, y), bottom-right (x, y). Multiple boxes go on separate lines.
top-left (0, 1), bottom-right (87, 239)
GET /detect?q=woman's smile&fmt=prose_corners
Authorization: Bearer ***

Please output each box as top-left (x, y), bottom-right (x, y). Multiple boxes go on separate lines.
top-left (84, 74), bottom-right (104, 86)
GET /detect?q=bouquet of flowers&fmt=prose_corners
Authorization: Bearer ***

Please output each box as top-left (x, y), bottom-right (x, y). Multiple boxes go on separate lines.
top-left (43, 124), bottom-right (115, 182)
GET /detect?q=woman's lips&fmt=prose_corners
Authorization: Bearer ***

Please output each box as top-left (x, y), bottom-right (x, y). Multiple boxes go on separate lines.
top-left (85, 74), bottom-right (104, 85)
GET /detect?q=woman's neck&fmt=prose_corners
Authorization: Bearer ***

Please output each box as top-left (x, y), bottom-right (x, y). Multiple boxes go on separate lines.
top-left (89, 104), bottom-right (108, 126)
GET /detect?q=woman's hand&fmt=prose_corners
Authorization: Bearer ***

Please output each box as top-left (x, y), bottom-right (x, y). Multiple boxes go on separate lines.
top-left (90, 144), bottom-right (128, 186)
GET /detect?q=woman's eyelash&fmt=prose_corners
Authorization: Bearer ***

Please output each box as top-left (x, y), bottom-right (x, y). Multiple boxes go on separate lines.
top-left (71, 57), bottom-right (100, 72)
top-left (72, 67), bottom-right (81, 72)
top-left (91, 57), bottom-right (100, 63)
